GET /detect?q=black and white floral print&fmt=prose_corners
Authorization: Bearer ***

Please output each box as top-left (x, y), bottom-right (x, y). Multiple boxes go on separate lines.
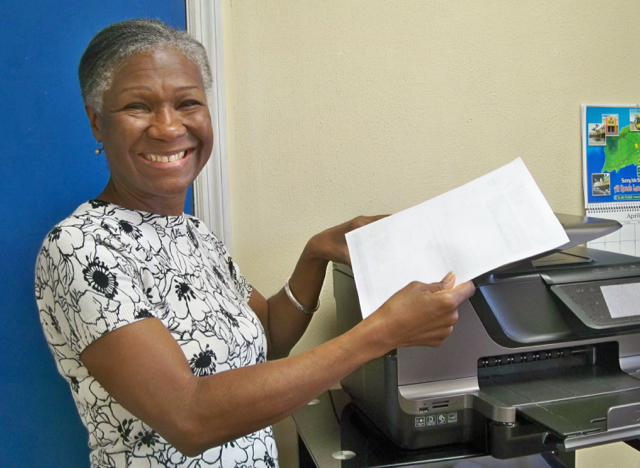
top-left (35, 201), bottom-right (277, 468)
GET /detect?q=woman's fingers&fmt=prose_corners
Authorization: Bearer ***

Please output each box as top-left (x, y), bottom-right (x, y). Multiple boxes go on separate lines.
top-left (373, 277), bottom-right (475, 350)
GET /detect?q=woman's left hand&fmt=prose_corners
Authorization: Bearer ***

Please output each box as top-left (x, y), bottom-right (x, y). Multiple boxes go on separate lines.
top-left (305, 215), bottom-right (388, 266)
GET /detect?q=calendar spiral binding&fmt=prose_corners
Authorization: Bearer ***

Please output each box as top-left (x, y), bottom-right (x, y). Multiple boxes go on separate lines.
top-left (587, 203), bottom-right (640, 213)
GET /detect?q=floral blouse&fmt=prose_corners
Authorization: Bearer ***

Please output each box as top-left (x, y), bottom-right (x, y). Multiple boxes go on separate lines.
top-left (35, 200), bottom-right (277, 468)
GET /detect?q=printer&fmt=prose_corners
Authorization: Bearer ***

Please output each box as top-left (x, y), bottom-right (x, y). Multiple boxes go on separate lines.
top-left (334, 214), bottom-right (640, 459)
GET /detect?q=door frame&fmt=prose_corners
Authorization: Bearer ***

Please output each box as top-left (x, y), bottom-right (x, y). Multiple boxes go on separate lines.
top-left (186, 0), bottom-right (232, 250)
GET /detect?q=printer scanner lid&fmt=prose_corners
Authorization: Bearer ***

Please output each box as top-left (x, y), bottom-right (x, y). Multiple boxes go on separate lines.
top-left (485, 213), bottom-right (622, 275)
top-left (472, 214), bottom-right (640, 345)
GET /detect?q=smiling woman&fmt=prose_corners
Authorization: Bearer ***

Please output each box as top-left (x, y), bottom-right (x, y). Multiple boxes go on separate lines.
top-left (34, 18), bottom-right (475, 468)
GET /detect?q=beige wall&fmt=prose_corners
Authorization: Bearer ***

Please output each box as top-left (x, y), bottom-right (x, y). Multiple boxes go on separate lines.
top-left (221, 1), bottom-right (640, 467)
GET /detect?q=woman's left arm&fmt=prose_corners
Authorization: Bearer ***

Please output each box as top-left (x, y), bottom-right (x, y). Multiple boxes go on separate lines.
top-left (249, 215), bottom-right (386, 359)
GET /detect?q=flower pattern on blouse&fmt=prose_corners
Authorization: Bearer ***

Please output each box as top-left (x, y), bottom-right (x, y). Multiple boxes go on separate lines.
top-left (35, 201), bottom-right (277, 468)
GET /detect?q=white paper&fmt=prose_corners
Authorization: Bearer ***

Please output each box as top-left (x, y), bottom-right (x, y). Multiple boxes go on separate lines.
top-left (346, 158), bottom-right (569, 319)
top-left (601, 283), bottom-right (640, 318)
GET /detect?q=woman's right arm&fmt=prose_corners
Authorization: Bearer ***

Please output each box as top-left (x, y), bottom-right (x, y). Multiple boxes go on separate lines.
top-left (80, 275), bottom-right (474, 457)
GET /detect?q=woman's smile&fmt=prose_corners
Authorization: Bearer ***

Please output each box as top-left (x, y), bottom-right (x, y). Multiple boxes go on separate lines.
top-left (141, 150), bottom-right (187, 163)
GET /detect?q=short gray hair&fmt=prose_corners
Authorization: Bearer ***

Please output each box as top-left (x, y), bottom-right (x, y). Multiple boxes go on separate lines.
top-left (79, 18), bottom-right (212, 112)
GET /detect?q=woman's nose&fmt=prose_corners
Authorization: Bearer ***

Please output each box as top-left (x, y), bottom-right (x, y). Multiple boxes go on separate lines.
top-left (147, 108), bottom-right (187, 140)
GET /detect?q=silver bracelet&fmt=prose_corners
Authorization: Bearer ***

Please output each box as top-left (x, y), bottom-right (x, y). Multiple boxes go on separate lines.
top-left (284, 276), bottom-right (320, 314)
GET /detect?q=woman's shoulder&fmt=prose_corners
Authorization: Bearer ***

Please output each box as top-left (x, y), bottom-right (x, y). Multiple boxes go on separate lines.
top-left (47, 200), bottom-right (114, 229)
top-left (184, 213), bottom-right (208, 233)
top-left (183, 214), bottom-right (230, 254)
top-left (38, 200), bottom-right (145, 259)
top-left (39, 201), bottom-right (102, 247)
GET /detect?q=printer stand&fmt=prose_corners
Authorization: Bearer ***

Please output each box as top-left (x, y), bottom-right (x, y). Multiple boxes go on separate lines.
top-left (293, 390), bottom-right (575, 468)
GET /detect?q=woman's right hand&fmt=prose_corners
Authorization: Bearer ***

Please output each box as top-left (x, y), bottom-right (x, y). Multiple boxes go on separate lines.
top-left (365, 272), bottom-right (475, 354)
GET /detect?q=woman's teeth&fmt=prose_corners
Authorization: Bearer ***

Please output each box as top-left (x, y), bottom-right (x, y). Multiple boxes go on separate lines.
top-left (143, 151), bottom-right (186, 163)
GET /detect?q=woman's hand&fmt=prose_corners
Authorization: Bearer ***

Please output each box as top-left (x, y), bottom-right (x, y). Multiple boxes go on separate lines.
top-left (304, 215), bottom-right (387, 266)
top-left (364, 272), bottom-right (476, 354)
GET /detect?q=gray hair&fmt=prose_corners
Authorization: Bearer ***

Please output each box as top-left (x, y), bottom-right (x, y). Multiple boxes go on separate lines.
top-left (79, 18), bottom-right (212, 112)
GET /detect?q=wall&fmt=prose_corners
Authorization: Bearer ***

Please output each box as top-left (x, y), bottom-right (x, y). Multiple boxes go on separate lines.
top-left (0, 2), bottom-right (186, 466)
top-left (221, 1), bottom-right (640, 466)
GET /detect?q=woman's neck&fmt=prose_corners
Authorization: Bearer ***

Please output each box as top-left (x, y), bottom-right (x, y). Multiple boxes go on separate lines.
top-left (96, 180), bottom-right (186, 216)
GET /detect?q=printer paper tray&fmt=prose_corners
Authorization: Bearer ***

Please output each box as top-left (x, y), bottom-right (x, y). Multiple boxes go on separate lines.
top-left (517, 390), bottom-right (640, 450)
top-left (477, 366), bottom-right (640, 451)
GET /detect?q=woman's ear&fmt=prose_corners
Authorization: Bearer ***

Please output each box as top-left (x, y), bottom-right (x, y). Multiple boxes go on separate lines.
top-left (85, 106), bottom-right (103, 142)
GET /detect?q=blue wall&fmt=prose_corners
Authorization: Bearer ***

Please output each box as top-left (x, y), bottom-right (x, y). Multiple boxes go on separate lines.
top-left (0, 1), bottom-right (188, 466)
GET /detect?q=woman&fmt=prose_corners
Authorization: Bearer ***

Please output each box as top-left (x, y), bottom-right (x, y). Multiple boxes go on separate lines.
top-left (35, 19), bottom-right (475, 468)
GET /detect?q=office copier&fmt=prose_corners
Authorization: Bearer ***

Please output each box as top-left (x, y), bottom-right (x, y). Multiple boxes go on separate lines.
top-left (334, 214), bottom-right (640, 458)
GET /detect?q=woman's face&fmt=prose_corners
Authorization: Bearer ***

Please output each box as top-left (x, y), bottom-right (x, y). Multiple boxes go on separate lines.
top-left (87, 48), bottom-right (213, 214)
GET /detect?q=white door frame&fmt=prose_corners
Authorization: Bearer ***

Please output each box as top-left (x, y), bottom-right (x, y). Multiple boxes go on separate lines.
top-left (186, 0), bottom-right (232, 251)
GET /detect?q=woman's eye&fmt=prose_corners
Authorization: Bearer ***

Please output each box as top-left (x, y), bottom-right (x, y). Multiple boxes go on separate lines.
top-left (124, 103), bottom-right (148, 111)
top-left (180, 100), bottom-right (202, 108)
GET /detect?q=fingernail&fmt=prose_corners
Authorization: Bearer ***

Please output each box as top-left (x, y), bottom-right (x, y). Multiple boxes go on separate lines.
top-left (443, 271), bottom-right (455, 282)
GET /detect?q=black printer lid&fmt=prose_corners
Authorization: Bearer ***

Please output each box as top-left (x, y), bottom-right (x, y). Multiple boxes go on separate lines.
top-left (554, 213), bottom-right (622, 252)
top-left (487, 213), bottom-right (622, 276)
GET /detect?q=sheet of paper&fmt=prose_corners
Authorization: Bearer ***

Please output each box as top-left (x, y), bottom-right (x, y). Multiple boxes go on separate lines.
top-left (345, 158), bottom-right (569, 319)
top-left (601, 283), bottom-right (640, 318)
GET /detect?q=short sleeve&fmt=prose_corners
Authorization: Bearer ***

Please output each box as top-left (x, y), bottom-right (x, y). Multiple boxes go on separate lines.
top-left (35, 222), bottom-right (155, 356)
